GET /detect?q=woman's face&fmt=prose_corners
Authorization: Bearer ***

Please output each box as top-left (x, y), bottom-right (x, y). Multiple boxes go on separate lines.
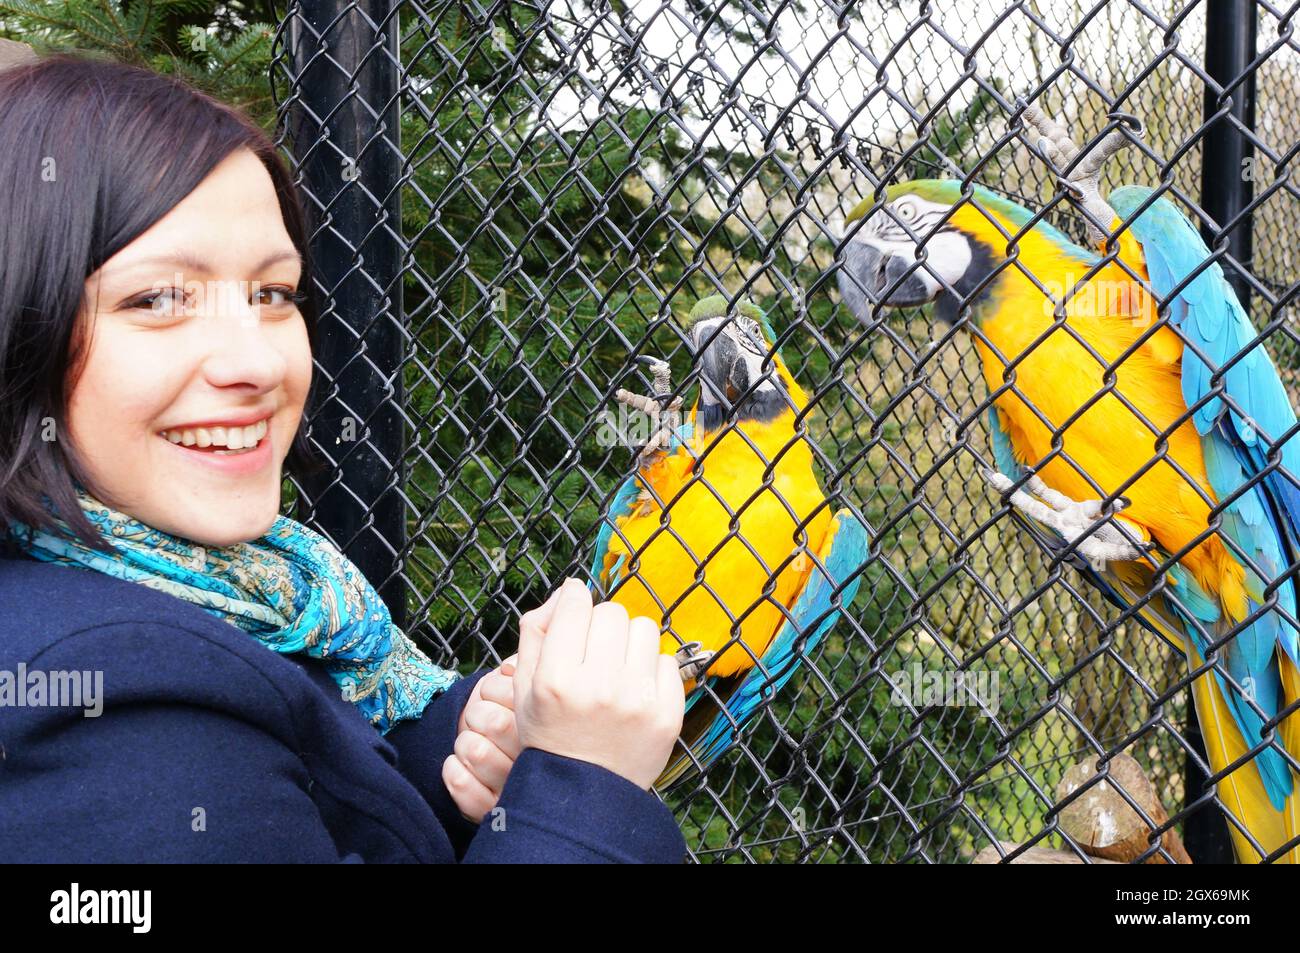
top-left (67, 147), bottom-right (312, 546)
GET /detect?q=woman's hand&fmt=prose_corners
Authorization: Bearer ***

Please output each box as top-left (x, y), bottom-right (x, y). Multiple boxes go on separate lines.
top-left (512, 577), bottom-right (686, 790)
top-left (442, 659), bottom-right (521, 823)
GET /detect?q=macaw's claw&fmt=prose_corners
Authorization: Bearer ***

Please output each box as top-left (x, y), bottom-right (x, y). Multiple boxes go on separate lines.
top-left (981, 467), bottom-right (1152, 572)
top-left (1020, 101), bottom-right (1143, 247)
top-left (615, 356), bottom-right (684, 465)
top-left (674, 640), bottom-right (713, 683)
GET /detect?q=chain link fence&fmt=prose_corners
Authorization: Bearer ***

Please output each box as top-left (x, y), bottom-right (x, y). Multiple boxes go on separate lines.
top-left (268, 0), bottom-right (1300, 862)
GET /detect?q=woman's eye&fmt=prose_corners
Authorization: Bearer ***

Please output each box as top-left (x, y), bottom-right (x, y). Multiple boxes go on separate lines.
top-left (254, 286), bottom-right (305, 308)
top-left (127, 288), bottom-right (186, 315)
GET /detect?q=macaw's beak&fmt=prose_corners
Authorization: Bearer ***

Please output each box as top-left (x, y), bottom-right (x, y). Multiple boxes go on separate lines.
top-left (838, 240), bottom-right (938, 312)
top-left (698, 325), bottom-right (744, 402)
top-left (690, 317), bottom-right (769, 405)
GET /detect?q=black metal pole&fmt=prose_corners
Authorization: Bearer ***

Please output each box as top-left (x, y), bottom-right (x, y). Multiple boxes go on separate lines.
top-left (1185, 0), bottom-right (1258, 864)
top-left (285, 0), bottom-right (408, 628)
top-left (1202, 0), bottom-right (1258, 304)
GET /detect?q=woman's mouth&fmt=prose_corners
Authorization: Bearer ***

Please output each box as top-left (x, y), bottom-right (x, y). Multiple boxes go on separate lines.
top-left (155, 416), bottom-right (273, 474)
top-left (157, 418), bottom-right (269, 455)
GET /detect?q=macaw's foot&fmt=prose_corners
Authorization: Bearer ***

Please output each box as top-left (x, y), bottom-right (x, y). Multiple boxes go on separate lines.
top-left (674, 640), bottom-right (713, 683)
top-left (1020, 100), bottom-right (1143, 247)
top-left (982, 469), bottom-right (1153, 572)
top-left (615, 356), bottom-right (684, 463)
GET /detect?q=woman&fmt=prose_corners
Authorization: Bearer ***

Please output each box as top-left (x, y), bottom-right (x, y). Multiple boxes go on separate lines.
top-left (0, 54), bottom-right (686, 863)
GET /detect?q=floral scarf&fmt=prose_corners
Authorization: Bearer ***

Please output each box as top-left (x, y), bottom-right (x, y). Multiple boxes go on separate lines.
top-left (8, 484), bottom-right (458, 733)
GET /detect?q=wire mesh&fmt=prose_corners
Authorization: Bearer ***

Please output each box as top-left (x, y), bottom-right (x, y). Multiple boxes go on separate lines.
top-left (268, 0), bottom-right (1300, 862)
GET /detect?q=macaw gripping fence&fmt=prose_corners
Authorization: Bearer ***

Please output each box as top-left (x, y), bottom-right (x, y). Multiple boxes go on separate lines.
top-left (270, 0), bottom-right (1300, 862)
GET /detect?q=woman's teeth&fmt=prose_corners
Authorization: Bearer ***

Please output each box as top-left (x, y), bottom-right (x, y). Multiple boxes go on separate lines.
top-left (159, 418), bottom-right (268, 455)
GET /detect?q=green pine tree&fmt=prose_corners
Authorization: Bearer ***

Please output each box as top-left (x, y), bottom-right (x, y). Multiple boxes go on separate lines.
top-left (0, 0), bottom-right (282, 126)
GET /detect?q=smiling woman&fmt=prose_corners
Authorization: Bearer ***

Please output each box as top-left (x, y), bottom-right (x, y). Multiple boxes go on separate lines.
top-left (0, 54), bottom-right (687, 865)
top-left (0, 59), bottom-right (325, 549)
top-left (69, 145), bottom-right (314, 546)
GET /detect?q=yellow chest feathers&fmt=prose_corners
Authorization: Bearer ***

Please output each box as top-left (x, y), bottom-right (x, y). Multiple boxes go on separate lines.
top-left (603, 415), bottom-right (833, 677)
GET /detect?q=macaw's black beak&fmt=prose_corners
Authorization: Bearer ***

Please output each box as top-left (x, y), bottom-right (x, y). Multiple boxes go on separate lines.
top-left (838, 241), bottom-right (937, 313)
top-left (694, 324), bottom-right (747, 403)
top-left (687, 313), bottom-right (787, 427)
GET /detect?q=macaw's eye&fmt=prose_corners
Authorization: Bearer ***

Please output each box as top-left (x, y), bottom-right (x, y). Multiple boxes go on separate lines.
top-left (896, 202), bottom-right (917, 221)
top-left (738, 319), bottom-right (765, 352)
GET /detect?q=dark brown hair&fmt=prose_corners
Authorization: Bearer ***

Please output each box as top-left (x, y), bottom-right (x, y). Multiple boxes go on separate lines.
top-left (0, 53), bottom-right (326, 552)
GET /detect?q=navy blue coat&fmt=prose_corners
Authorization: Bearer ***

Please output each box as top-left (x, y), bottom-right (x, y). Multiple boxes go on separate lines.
top-left (0, 555), bottom-right (686, 863)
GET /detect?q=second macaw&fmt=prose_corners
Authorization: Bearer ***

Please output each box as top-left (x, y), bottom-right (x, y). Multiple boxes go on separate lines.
top-left (838, 105), bottom-right (1300, 862)
top-left (590, 295), bottom-right (869, 790)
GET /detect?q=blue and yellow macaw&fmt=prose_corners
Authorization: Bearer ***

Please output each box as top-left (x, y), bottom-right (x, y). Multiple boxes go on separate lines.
top-left (590, 295), bottom-right (869, 790)
top-left (838, 106), bottom-right (1300, 862)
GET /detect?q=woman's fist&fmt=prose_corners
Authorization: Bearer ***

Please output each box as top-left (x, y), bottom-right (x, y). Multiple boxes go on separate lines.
top-left (442, 659), bottom-right (520, 822)
top-left (512, 578), bottom-right (685, 790)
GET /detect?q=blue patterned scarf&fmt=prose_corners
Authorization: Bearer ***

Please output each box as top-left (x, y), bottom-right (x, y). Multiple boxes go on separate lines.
top-left (8, 484), bottom-right (459, 733)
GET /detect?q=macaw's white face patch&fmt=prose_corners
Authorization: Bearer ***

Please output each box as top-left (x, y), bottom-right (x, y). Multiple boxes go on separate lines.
top-left (840, 193), bottom-right (974, 310)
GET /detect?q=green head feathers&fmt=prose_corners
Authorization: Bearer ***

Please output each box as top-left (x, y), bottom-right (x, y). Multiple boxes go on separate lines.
top-left (844, 178), bottom-right (1091, 259)
top-left (844, 180), bottom-right (969, 223)
top-left (847, 179), bottom-right (1039, 224)
top-left (684, 294), bottom-right (764, 327)
top-left (682, 294), bottom-right (778, 346)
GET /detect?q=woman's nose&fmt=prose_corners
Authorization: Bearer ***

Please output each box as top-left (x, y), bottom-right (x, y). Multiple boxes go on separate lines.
top-left (192, 279), bottom-right (289, 388)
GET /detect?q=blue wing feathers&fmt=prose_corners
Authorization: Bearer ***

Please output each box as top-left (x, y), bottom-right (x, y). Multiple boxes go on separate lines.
top-left (987, 407), bottom-right (1023, 477)
top-left (588, 473), bottom-right (642, 585)
top-left (1111, 185), bottom-right (1299, 806)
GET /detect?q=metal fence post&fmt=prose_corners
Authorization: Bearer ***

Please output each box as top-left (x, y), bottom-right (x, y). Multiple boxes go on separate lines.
top-left (285, 0), bottom-right (408, 628)
top-left (1186, 0), bottom-right (1259, 864)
